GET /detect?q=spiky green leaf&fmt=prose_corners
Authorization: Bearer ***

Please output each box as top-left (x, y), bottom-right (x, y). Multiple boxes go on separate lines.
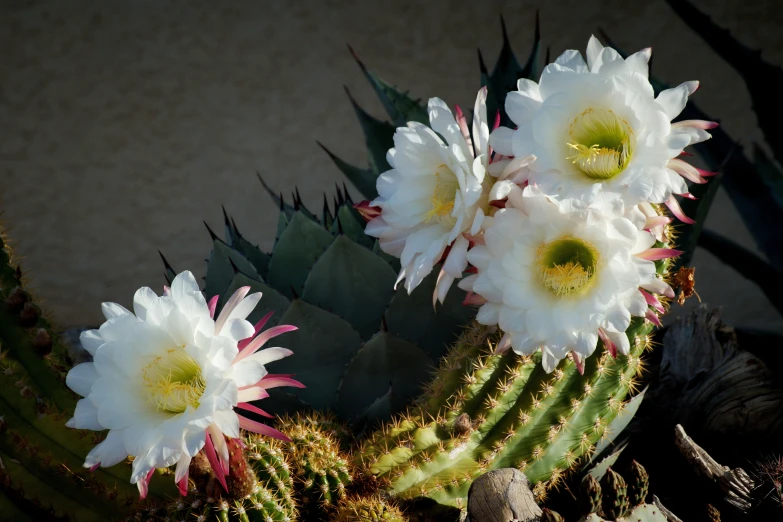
top-left (302, 235), bottom-right (396, 339)
top-left (267, 212), bottom-right (335, 299)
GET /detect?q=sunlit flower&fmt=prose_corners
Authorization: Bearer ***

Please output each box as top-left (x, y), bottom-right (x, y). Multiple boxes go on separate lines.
top-left (490, 35), bottom-right (717, 218)
top-left (460, 187), bottom-right (676, 372)
top-left (366, 88), bottom-right (495, 304)
top-left (65, 271), bottom-right (303, 497)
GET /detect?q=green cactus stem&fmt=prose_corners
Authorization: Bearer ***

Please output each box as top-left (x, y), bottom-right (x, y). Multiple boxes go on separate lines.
top-left (356, 317), bottom-right (653, 509)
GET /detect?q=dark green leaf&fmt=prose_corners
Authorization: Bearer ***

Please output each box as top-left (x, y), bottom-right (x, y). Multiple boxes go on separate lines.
top-left (331, 205), bottom-right (374, 248)
top-left (385, 270), bottom-right (474, 359)
top-left (267, 212), bottom-right (335, 299)
top-left (204, 239), bottom-right (260, 300)
top-left (319, 142), bottom-right (379, 201)
top-left (338, 332), bottom-right (432, 421)
top-left (302, 235), bottom-right (396, 339)
top-left (345, 87), bottom-right (396, 175)
top-left (350, 46), bottom-right (429, 126)
top-left (273, 300), bottom-right (363, 412)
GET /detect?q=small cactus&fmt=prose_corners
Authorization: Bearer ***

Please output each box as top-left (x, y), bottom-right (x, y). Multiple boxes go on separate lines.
top-left (627, 460), bottom-right (649, 507)
top-left (579, 475), bottom-right (602, 515)
top-left (283, 413), bottom-right (353, 509)
top-left (331, 495), bottom-right (406, 521)
top-left (600, 468), bottom-right (629, 519)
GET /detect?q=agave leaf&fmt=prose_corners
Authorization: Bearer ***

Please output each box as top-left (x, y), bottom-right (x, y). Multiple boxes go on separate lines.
top-left (587, 443), bottom-right (628, 481)
top-left (361, 387), bottom-right (394, 424)
top-left (592, 386), bottom-right (648, 459)
top-left (345, 87), bottom-right (396, 175)
top-left (338, 332), bottom-right (432, 421)
top-left (331, 204), bottom-right (375, 249)
top-left (754, 144), bottom-right (783, 209)
top-left (302, 235), bottom-right (397, 339)
top-left (205, 238), bottom-right (261, 300)
top-left (159, 251), bottom-right (177, 285)
top-left (267, 212), bottom-right (335, 299)
top-left (665, 0), bottom-right (783, 166)
top-left (385, 271), bottom-right (474, 359)
top-left (219, 272), bottom-right (290, 326)
top-left (349, 46), bottom-right (429, 127)
top-left (481, 13), bottom-right (540, 128)
top-left (698, 229), bottom-right (783, 317)
top-left (223, 213), bottom-right (271, 279)
top-left (272, 300), bottom-right (362, 411)
top-left (319, 142), bottom-right (379, 200)
top-left (373, 239), bottom-right (401, 272)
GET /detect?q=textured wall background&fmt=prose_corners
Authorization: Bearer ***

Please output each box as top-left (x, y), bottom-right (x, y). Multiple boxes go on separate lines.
top-left (1, 0), bottom-right (782, 330)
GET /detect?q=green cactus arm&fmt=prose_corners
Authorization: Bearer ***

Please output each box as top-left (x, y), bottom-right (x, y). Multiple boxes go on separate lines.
top-left (357, 320), bottom-right (651, 509)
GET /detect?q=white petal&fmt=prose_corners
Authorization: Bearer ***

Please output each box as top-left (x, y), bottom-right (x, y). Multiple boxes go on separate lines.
top-left (66, 398), bottom-right (103, 430)
top-left (101, 302), bottom-right (130, 320)
top-left (171, 271), bottom-right (201, 300)
top-left (65, 362), bottom-right (98, 397)
top-left (78, 329), bottom-right (104, 355)
top-left (489, 127), bottom-right (515, 156)
top-left (656, 81), bottom-right (698, 120)
top-left (214, 410), bottom-right (240, 439)
top-left (84, 430), bottom-right (127, 468)
top-left (585, 35), bottom-right (604, 70)
top-left (132, 287), bottom-right (159, 322)
top-left (231, 357), bottom-right (268, 387)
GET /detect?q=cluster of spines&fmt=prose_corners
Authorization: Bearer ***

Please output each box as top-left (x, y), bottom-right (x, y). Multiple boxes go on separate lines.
top-left (356, 319), bottom-right (653, 508)
top-left (0, 230), bottom-right (165, 520)
top-left (330, 495), bottom-right (406, 521)
top-left (280, 413), bottom-right (354, 511)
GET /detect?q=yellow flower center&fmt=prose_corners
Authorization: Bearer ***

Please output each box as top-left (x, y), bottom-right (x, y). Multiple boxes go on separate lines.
top-left (424, 164), bottom-right (459, 227)
top-left (536, 237), bottom-right (600, 297)
top-left (566, 108), bottom-right (634, 180)
top-left (143, 347), bottom-right (206, 414)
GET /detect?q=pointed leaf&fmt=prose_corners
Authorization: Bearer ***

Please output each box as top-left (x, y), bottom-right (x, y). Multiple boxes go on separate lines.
top-left (385, 270), bottom-right (474, 359)
top-left (346, 88), bottom-right (396, 175)
top-left (593, 387), bottom-right (648, 458)
top-left (338, 332), bottom-right (432, 421)
top-left (205, 239), bottom-right (260, 300)
top-left (267, 212), bottom-right (335, 299)
top-left (319, 142), bottom-right (379, 200)
top-left (350, 46), bottom-right (428, 126)
top-left (331, 204), bottom-right (374, 248)
top-left (362, 387), bottom-right (394, 424)
top-left (225, 221), bottom-right (271, 279)
top-left (270, 300), bottom-right (362, 411)
top-left (587, 443), bottom-right (627, 481)
top-left (302, 235), bottom-right (396, 339)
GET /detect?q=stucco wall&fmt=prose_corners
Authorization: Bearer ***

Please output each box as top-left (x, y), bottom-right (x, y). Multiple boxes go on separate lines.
top-left (2, 0), bottom-right (782, 331)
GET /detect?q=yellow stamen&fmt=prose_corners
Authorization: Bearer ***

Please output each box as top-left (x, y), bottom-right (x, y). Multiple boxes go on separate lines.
top-left (566, 108), bottom-right (634, 180)
top-left (536, 237), bottom-right (599, 297)
top-left (424, 165), bottom-right (459, 226)
top-left (143, 348), bottom-right (205, 414)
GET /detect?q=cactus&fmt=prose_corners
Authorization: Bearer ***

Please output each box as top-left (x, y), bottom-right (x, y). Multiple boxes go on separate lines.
top-left (355, 316), bottom-right (654, 509)
top-left (600, 468), bottom-right (629, 520)
top-left (283, 413), bottom-right (353, 510)
top-left (0, 231), bottom-right (176, 520)
top-left (579, 475), bottom-right (602, 515)
top-left (330, 496), bottom-right (406, 522)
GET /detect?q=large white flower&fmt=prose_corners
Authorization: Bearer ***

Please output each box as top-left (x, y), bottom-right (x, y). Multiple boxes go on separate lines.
top-left (366, 88), bottom-right (497, 304)
top-left (490, 35), bottom-right (717, 216)
top-left (65, 271), bottom-right (303, 497)
top-left (460, 187), bottom-right (676, 372)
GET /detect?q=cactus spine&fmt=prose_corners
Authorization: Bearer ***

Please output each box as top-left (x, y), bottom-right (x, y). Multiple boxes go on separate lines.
top-left (357, 318), bottom-right (652, 509)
